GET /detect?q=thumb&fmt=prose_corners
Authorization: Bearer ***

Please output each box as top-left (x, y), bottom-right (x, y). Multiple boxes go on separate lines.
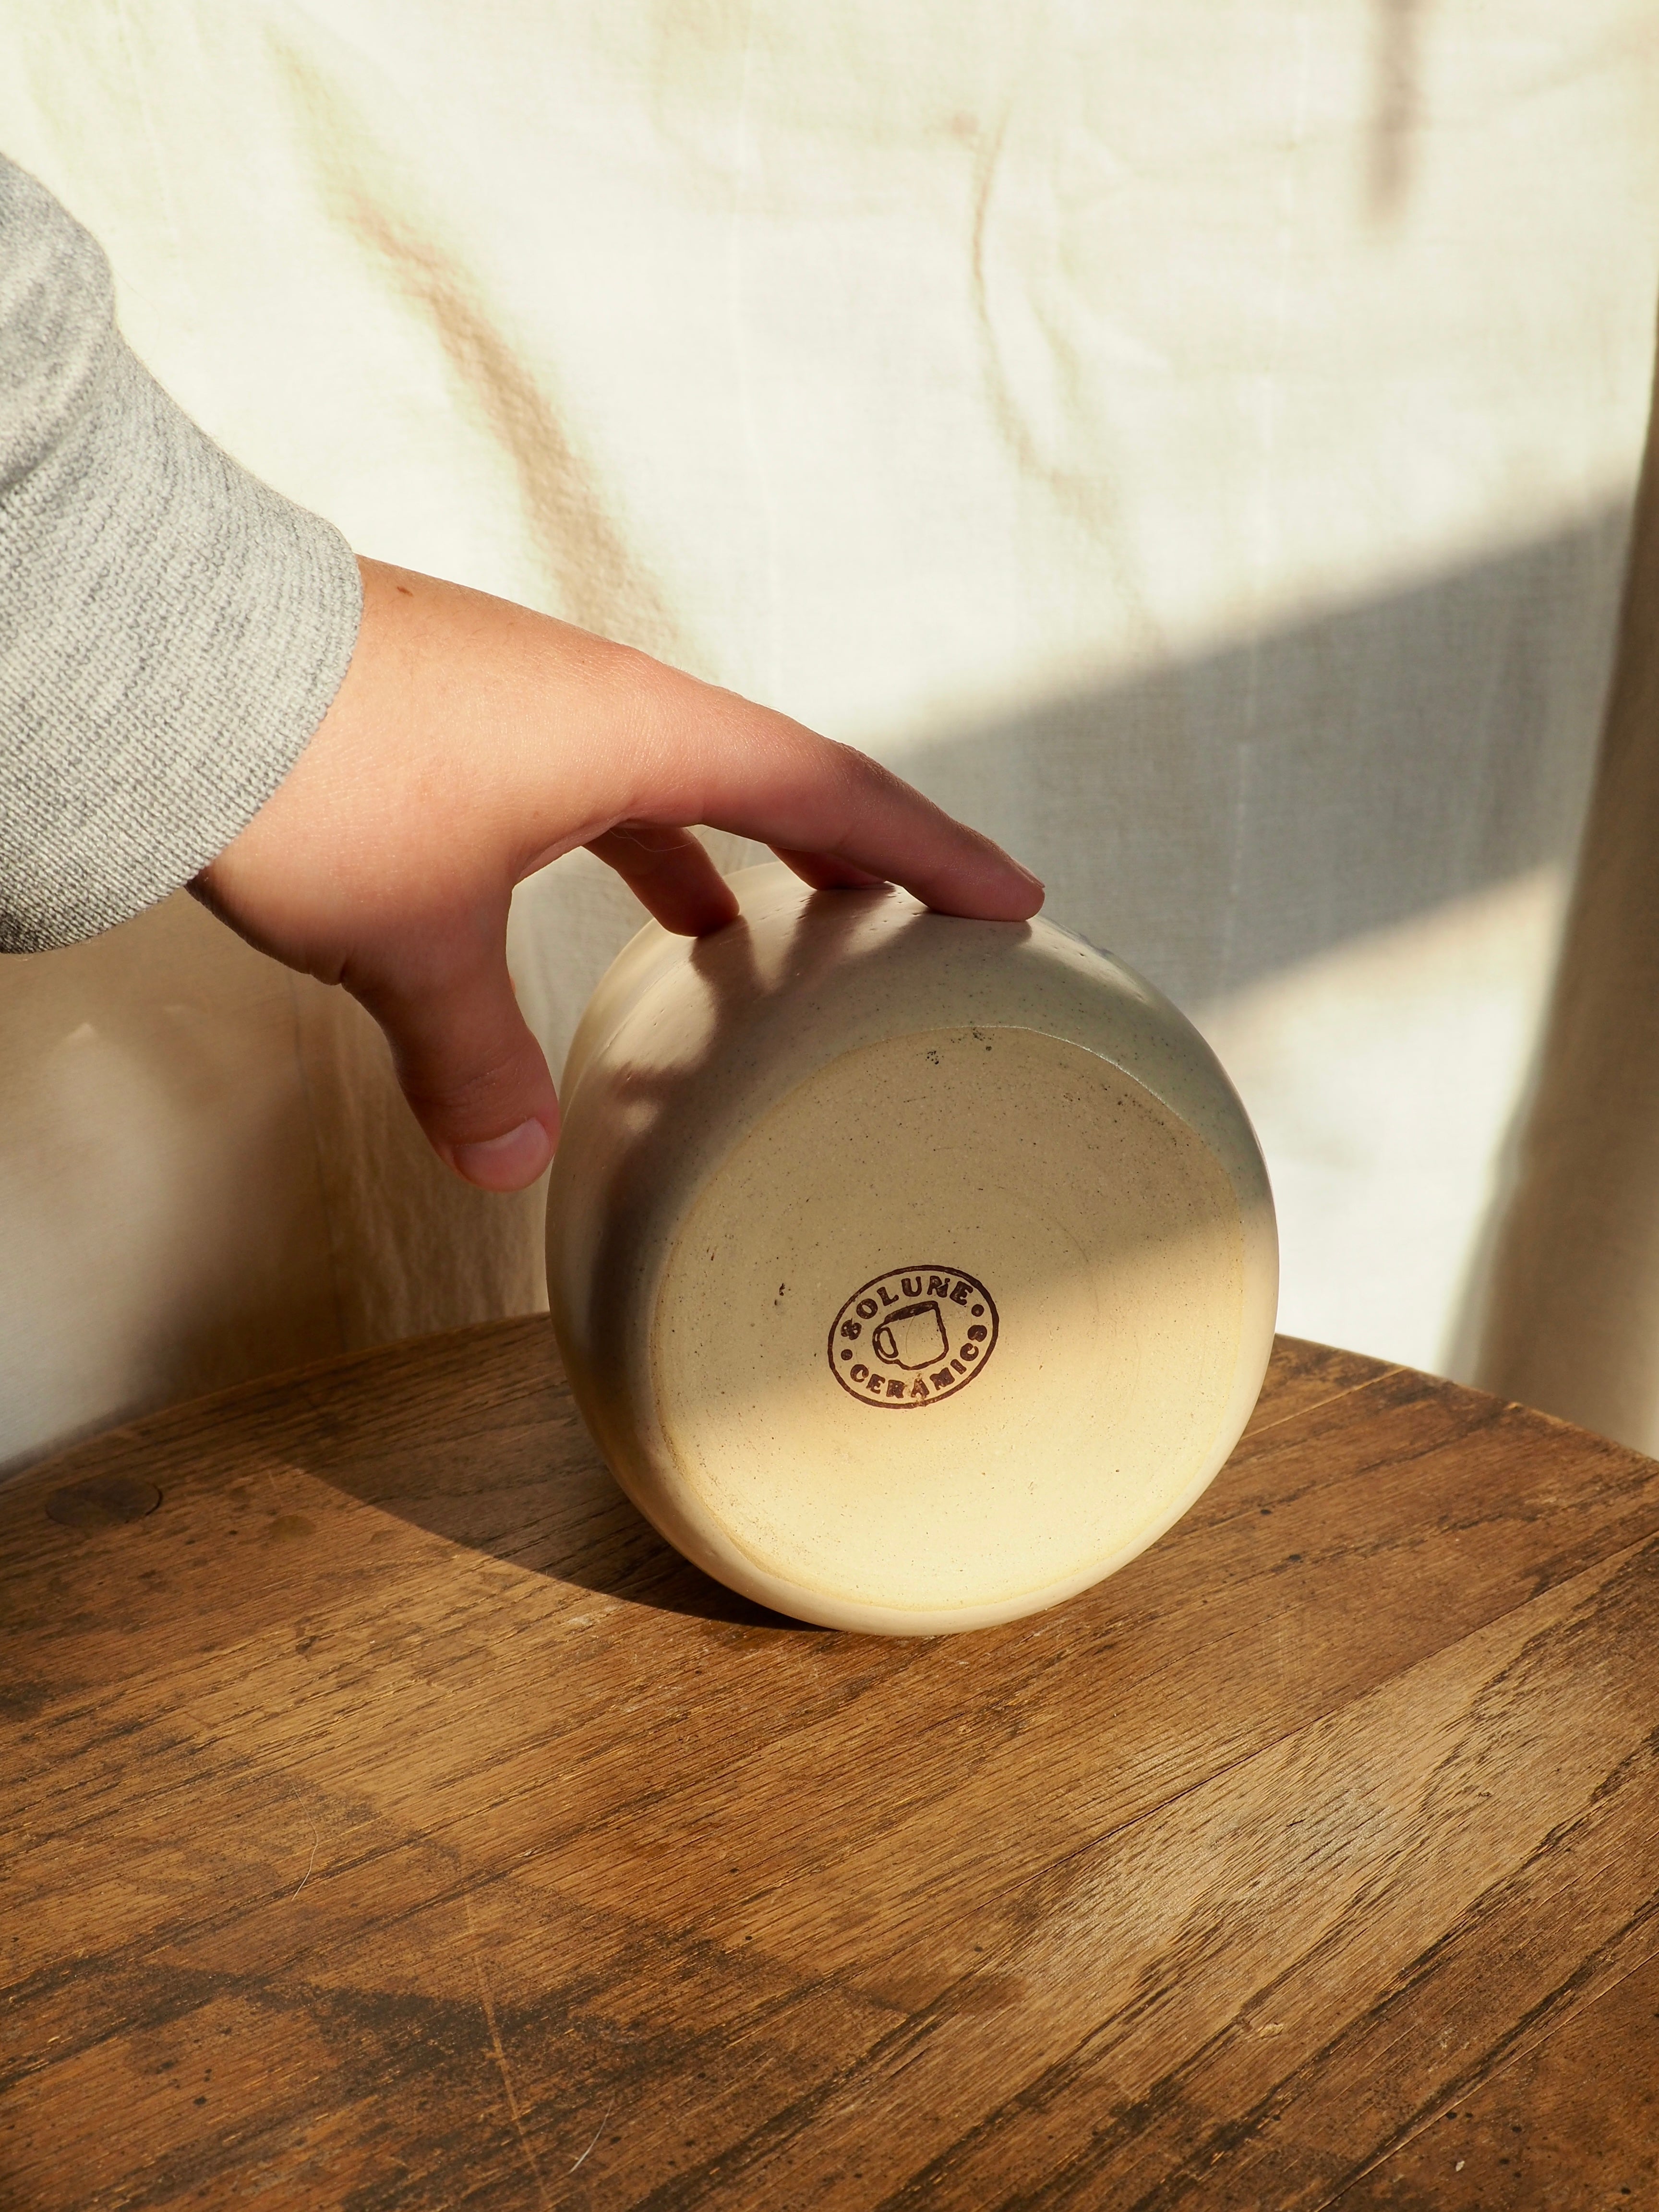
top-left (347, 922), bottom-right (560, 1192)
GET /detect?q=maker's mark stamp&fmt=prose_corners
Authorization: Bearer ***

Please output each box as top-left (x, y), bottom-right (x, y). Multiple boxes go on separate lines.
top-left (827, 1267), bottom-right (998, 1407)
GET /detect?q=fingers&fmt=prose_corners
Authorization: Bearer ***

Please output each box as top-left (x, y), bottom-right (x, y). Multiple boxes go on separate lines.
top-left (762, 742), bottom-right (1043, 921)
top-left (626, 679), bottom-right (1044, 923)
top-left (770, 848), bottom-right (889, 893)
top-left (585, 822), bottom-right (885, 939)
top-left (346, 917), bottom-right (560, 1191)
top-left (585, 823), bottom-right (740, 935)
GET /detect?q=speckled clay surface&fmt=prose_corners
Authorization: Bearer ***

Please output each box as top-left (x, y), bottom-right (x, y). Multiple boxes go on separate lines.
top-left (546, 865), bottom-right (1278, 1634)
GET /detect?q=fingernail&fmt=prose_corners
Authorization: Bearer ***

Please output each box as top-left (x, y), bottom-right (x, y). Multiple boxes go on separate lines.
top-left (451, 1116), bottom-right (555, 1191)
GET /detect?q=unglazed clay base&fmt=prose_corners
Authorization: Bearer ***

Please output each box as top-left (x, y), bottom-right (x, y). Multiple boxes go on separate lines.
top-left (547, 866), bottom-right (1276, 1634)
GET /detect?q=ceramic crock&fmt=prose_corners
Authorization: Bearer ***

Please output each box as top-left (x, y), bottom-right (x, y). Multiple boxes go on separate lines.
top-left (546, 864), bottom-right (1277, 1634)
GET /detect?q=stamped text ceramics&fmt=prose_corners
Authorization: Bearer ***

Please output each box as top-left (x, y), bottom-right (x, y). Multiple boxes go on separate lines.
top-left (546, 865), bottom-right (1277, 1635)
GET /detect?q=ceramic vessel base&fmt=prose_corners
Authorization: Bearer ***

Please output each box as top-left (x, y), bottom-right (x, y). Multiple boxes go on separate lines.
top-left (649, 1022), bottom-right (1245, 1619)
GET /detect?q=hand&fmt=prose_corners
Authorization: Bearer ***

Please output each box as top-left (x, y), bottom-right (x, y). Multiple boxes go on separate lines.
top-left (192, 559), bottom-right (1044, 1191)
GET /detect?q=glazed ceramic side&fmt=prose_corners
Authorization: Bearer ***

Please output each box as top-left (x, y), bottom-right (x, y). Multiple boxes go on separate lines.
top-left (546, 864), bottom-right (1277, 1634)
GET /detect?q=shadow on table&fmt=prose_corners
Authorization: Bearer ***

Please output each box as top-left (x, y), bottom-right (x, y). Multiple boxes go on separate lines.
top-left (545, 1523), bottom-right (824, 1636)
top-left (333, 1458), bottom-right (821, 1633)
top-left (301, 1329), bottom-right (825, 1634)
top-left (331, 1457), bottom-right (823, 1632)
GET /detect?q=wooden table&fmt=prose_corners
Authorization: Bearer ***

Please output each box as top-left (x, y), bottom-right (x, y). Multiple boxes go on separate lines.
top-left (4, 1324), bottom-right (1657, 2210)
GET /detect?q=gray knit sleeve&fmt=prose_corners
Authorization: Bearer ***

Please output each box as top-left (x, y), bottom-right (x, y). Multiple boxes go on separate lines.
top-left (0, 155), bottom-right (362, 953)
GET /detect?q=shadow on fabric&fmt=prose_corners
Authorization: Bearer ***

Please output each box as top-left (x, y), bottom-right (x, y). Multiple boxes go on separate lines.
top-left (902, 505), bottom-right (1627, 1014)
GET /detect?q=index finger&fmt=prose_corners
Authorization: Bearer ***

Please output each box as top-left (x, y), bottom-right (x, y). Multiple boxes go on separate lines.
top-left (628, 681), bottom-right (1045, 924)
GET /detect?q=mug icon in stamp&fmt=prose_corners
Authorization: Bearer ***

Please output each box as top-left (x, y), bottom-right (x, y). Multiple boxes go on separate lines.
top-left (873, 1301), bottom-right (947, 1369)
top-left (829, 1267), bottom-right (999, 1407)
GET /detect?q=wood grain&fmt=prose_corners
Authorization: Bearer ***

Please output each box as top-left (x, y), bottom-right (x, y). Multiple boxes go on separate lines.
top-left (3, 1323), bottom-right (1657, 2209)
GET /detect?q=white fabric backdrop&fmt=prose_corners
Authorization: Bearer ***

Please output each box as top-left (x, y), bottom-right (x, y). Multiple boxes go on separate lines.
top-left (2, 1), bottom-right (1657, 1468)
